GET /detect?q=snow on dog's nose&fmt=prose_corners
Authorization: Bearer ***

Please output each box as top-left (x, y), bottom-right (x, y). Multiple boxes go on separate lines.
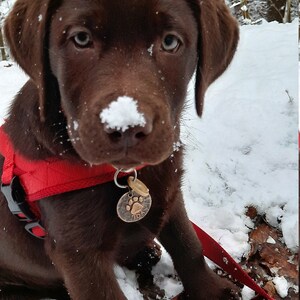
top-left (100, 96), bottom-right (152, 147)
top-left (100, 96), bottom-right (146, 132)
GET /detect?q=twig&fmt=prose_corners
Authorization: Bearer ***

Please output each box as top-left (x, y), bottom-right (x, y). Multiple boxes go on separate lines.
top-left (285, 89), bottom-right (294, 104)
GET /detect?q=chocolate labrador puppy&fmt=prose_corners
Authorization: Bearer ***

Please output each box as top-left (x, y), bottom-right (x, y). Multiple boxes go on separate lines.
top-left (0, 0), bottom-right (239, 299)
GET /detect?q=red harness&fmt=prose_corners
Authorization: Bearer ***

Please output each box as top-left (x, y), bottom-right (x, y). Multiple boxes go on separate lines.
top-left (0, 129), bottom-right (127, 202)
top-left (0, 126), bottom-right (134, 237)
top-left (0, 126), bottom-right (273, 300)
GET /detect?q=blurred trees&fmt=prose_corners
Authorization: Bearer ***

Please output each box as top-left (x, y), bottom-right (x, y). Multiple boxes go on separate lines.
top-left (0, 29), bottom-right (6, 60)
top-left (228, 0), bottom-right (298, 24)
top-left (0, 0), bottom-right (12, 60)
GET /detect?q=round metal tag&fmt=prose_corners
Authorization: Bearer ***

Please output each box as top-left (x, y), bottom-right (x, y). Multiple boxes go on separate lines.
top-left (116, 190), bottom-right (152, 223)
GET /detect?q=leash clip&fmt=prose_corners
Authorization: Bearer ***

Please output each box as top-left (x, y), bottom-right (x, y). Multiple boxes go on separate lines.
top-left (1, 176), bottom-right (36, 222)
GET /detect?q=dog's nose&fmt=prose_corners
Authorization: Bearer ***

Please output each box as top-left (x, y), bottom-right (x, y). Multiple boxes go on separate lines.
top-left (104, 121), bottom-right (153, 147)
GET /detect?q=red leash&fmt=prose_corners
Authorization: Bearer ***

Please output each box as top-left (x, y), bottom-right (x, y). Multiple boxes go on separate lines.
top-left (190, 222), bottom-right (274, 300)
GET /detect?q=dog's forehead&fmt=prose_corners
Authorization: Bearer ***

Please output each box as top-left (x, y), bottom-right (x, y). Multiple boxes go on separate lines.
top-left (55, 0), bottom-right (194, 36)
top-left (57, 0), bottom-right (190, 14)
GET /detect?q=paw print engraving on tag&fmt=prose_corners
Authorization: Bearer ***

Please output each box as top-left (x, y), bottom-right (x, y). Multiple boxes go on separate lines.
top-left (117, 191), bottom-right (152, 223)
top-left (126, 196), bottom-right (144, 219)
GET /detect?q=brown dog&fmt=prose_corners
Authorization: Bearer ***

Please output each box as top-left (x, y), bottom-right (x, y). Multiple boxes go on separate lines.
top-left (0, 0), bottom-right (239, 299)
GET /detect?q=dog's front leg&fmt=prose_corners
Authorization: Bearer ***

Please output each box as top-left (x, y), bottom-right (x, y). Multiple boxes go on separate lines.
top-left (158, 191), bottom-right (239, 300)
top-left (48, 248), bottom-right (127, 300)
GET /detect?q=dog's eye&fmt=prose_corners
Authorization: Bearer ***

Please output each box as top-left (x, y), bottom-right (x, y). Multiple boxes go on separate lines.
top-left (73, 32), bottom-right (92, 48)
top-left (162, 34), bottom-right (180, 52)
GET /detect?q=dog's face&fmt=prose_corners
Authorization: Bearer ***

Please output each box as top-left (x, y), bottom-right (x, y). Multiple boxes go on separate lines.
top-left (48, 0), bottom-right (198, 168)
top-left (4, 0), bottom-right (239, 168)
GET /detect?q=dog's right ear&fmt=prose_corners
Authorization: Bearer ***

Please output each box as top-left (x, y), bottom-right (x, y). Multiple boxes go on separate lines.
top-left (4, 0), bottom-right (61, 121)
top-left (189, 0), bottom-right (239, 117)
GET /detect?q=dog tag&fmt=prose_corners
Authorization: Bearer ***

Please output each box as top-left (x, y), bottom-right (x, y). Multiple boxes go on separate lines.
top-left (115, 170), bottom-right (152, 223)
top-left (117, 190), bottom-right (152, 223)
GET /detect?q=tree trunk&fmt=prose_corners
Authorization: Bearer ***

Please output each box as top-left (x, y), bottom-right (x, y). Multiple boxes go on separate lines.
top-left (267, 0), bottom-right (287, 22)
top-left (0, 27), bottom-right (7, 60)
top-left (241, 0), bottom-right (251, 20)
top-left (283, 0), bottom-right (291, 23)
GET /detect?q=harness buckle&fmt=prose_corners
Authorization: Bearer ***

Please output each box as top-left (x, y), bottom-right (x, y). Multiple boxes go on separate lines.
top-left (25, 221), bottom-right (46, 239)
top-left (1, 176), bottom-right (36, 222)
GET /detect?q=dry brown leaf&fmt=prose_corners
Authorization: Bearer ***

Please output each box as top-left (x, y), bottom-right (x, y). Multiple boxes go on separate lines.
top-left (263, 281), bottom-right (276, 298)
top-left (246, 206), bottom-right (258, 220)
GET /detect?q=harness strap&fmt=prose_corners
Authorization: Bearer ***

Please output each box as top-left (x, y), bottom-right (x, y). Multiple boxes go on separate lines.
top-left (0, 127), bottom-right (139, 202)
top-left (0, 128), bottom-right (15, 185)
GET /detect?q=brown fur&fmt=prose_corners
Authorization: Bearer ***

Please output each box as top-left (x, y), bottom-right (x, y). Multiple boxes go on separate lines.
top-left (0, 0), bottom-right (239, 299)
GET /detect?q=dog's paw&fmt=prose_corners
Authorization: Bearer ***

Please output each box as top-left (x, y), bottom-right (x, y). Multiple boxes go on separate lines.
top-left (211, 278), bottom-right (241, 300)
top-left (125, 241), bottom-right (162, 272)
top-left (178, 287), bottom-right (241, 300)
top-left (220, 287), bottom-right (241, 300)
top-left (178, 275), bottom-right (241, 300)
top-left (137, 270), bottom-right (166, 300)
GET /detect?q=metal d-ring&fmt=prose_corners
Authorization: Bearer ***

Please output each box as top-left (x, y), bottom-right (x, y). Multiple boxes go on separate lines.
top-left (114, 168), bottom-right (137, 189)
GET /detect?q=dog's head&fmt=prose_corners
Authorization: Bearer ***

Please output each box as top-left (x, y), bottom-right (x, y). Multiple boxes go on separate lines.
top-left (5, 0), bottom-right (238, 168)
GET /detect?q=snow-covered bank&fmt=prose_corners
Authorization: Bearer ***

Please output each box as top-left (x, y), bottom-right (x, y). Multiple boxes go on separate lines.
top-left (182, 20), bottom-right (298, 256)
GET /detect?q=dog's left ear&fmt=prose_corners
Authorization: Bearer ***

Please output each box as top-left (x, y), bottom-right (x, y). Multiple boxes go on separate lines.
top-left (4, 0), bottom-right (61, 121)
top-left (190, 0), bottom-right (239, 116)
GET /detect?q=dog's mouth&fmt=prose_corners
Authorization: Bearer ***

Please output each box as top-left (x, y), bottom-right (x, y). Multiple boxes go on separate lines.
top-left (84, 151), bottom-right (159, 169)
top-left (76, 145), bottom-right (171, 170)
top-left (69, 129), bottom-right (175, 169)
top-left (111, 158), bottom-right (144, 170)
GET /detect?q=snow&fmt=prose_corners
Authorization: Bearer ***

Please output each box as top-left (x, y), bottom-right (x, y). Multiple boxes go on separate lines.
top-left (100, 96), bottom-right (146, 132)
top-left (266, 236), bottom-right (276, 244)
top-left (114, 265), bottom-right (143, 300)
top-left (0, 61), bottom-right (28, 124)
top-left (241, 5), bottom-right (248, 12)
top-left (241, 286), bottom-right (256, 300)
top-left (147, 44), bottom-right (154, 56)
top-left (273, 276), bottom-right (289, 298)
top-left (0, 13), bottom-right (298, 300)
top-left (152, 247), bottom-right (183, 299)
top-left (181, 19), bottom-right (298, 257)
top-left (0, 0), bottom-right (12, 17)
top-left (73, 120), bottom-right (79, 131)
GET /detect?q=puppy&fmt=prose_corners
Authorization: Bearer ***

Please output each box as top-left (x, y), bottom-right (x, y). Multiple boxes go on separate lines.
top-left (0, 0), bottom-right (239, 299)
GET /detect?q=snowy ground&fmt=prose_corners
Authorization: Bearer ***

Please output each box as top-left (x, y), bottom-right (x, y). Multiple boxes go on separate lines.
top-left (0, 16), bottom-right (298, 300)
top-left (183, 20), bottom-right (299, 255)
